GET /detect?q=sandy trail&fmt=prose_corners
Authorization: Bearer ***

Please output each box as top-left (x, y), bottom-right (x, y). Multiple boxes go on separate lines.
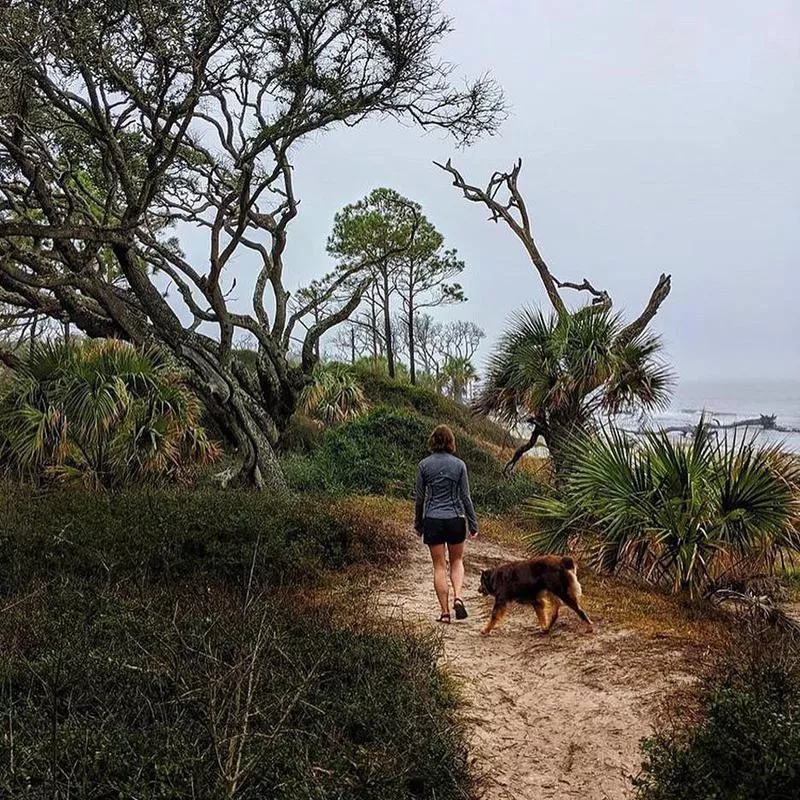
top-left (377, 533), bottom-right (694, 800)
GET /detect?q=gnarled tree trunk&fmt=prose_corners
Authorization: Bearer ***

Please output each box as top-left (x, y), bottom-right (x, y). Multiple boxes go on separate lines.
top-left (0, 0), bottom-right (503, 489)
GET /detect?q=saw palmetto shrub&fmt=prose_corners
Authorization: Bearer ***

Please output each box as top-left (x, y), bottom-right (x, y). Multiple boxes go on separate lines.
top-left (0, 339), bottom-right (218, 488)
top-left (528, 423), bottom-right (800, 595)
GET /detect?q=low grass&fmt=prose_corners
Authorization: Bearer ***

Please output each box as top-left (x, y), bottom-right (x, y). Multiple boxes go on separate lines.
top-left (0, 483), bottom-right (403, 594)
top-left (0, 484), bottom-right (472, 799)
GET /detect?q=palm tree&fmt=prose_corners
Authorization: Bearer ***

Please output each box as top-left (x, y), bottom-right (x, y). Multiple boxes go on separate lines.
top-left (435, 158), bottom-right (672, 479)
top-left (299, 362), bottom-right (368, 425)
top-left (527, 422), bottom-right (800, 595)
top-left (0, 339), bottom-right (219, 488)
top-left (441, 356), bottom-right (477, 403)
top-left (475, 307), bottom-right (673, 477)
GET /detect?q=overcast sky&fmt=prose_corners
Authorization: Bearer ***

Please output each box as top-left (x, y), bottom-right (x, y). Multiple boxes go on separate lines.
top-left (238, 0), bottom-right (800, 383)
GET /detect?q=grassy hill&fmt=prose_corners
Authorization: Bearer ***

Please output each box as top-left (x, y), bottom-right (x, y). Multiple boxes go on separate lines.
top-left (281, 368), bottom-right (541, 514)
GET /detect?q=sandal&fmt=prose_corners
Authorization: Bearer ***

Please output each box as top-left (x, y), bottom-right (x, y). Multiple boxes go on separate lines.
top-left (437, 612), bottom-right (451, 624)
top-left (454, 598), bottom-right (468, 620)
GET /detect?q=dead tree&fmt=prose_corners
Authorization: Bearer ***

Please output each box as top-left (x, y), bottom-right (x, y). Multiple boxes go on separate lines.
top-left (435, 158), bottom-right (672, 475)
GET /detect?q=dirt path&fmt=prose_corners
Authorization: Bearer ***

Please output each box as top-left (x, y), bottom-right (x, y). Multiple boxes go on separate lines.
top-left (377, 534), bottom-right (695, 800)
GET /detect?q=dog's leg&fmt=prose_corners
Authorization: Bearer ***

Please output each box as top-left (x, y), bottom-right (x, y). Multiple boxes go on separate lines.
top-left (533, 595), bottom-right (550, 633)
top-left (563, 590), bottom-right (593, 632)
top-left (541, 592), bottom-right (560, 633)
top-left (481, 600), bottom-right (507, 635)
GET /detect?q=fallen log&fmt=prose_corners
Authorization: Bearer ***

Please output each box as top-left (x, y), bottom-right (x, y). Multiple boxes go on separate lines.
top-left (621, 413), bottom-right (800, 438)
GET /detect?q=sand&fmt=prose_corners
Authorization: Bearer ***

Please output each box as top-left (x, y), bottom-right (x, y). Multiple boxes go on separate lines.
top-left (377, 533), bottom-right (695, 800)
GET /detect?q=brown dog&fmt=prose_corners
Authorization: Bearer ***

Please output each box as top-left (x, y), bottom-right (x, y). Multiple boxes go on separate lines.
top-left (478, 556), bottom-right (593, 635)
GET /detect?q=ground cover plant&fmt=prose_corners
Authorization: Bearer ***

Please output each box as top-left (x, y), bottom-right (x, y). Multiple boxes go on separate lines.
top-left (633, 624), bottom-right (800, 800)
top-left (0, 484), bottom-right (470, 799)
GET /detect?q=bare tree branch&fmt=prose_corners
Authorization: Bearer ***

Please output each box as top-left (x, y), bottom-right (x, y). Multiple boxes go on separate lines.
top-left (437, 157), bottom-right (672, 342)
top-left (434, 157), bottom-right (567, 317)
top-left (617, 273), bottom-right (672, 347)
top-left (552, 275), bottom-right (612, 309)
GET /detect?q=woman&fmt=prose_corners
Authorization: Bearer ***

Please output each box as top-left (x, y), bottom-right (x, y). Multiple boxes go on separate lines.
top-left (414, 424), bottom-right (479, 623)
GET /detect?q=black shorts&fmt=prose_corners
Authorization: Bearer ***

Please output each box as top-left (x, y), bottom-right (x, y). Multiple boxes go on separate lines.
top-left (421, 517), bottom-right (467, 546)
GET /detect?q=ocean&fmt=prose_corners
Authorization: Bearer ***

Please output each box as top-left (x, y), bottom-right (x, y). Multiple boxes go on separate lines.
top-left (520, 378), bottom-right (800, 454)
top-left (626, 378), bottom-right (800, 453)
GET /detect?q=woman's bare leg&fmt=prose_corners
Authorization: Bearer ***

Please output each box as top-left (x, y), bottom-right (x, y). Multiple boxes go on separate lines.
top-left (428, 544), bottom-right (449, 615)
top-left (448, 541), bottom-right (465, 601)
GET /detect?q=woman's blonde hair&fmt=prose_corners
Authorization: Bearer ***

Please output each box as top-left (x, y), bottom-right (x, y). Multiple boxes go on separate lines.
top-left (429, 424), bottom-right (456, 454)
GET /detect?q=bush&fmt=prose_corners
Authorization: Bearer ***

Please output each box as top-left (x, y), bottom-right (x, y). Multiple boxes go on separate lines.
top-left (633, 628), bottom-right (800, 800)
top-left (527, 423), bottom-right (800, 595)
top-left (277, 413), bottom-right (323, 454)
top-left (284, 407), bottom-right (539, 513)
top-left (0, 584), bottom-right (469, 799)
top-left (0, 484), bottom-right (403, 595)
top-left (0, 339), bottom-right (218, 488)
top-left (0, 485), bottom-right (468, 798)
top-left (300, 362), bottom-right (369, 425)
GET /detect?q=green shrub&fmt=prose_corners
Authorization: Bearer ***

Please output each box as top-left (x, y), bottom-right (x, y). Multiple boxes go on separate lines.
top-left (0, 584), bottom-right (470, 799)
top-left (300, 362), bottom-right (369, 425)
top-left (633, 628), bottom-right (800, 800)
top-left (0, 339), bottom-right (218, 488)
top-left (284, 407), bottom-right (539, 513)
top-left (352, 366), bottom-right (511, 447)
top-left (278, 413), bottom-right (323, 454)
top-left (0, 484), bottom-right (401, 595)
top-left (0, 484), bottom-right (467, 798)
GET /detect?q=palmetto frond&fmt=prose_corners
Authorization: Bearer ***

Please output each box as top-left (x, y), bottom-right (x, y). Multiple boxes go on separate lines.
top-left (526, 422), bottom-right (800, 594)
top-left (300, 363), bottom-right (368, 425)
top-left (0, 339), bottom-right (218, 487)
top-left (473, 308), bottom-right (559, 423)
top-left (475, 306), bottom-right (673, 428)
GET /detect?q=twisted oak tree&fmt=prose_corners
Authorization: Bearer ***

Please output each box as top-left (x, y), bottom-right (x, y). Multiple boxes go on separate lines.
top-left (0, 0), bottom-right (503, 489)
top-left (436, 158), bottom-right (672, 475)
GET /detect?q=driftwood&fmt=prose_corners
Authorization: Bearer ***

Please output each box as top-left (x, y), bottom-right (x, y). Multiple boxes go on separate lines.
top-left (626, 414), bottom-right (800, 439)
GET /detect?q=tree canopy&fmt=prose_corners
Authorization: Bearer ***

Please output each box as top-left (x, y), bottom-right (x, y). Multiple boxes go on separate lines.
top-left (0, 0), bottom-right (503, 488)
top-left (326, 187), bottom-right (465, 381)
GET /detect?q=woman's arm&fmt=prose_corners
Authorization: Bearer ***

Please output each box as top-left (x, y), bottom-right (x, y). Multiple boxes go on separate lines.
top-left (459, 463), bottom-right (479, 535)
top-left (414, 463), bottom-right (426, 534)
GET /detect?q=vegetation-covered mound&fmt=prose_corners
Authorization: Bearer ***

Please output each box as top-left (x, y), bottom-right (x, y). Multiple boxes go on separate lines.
top-left (283, 406), bottom-right (538, 513)
top-left (351, 365), bottom-right (513, 447)
top-left (0, 486), bottom-right (470, 798)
